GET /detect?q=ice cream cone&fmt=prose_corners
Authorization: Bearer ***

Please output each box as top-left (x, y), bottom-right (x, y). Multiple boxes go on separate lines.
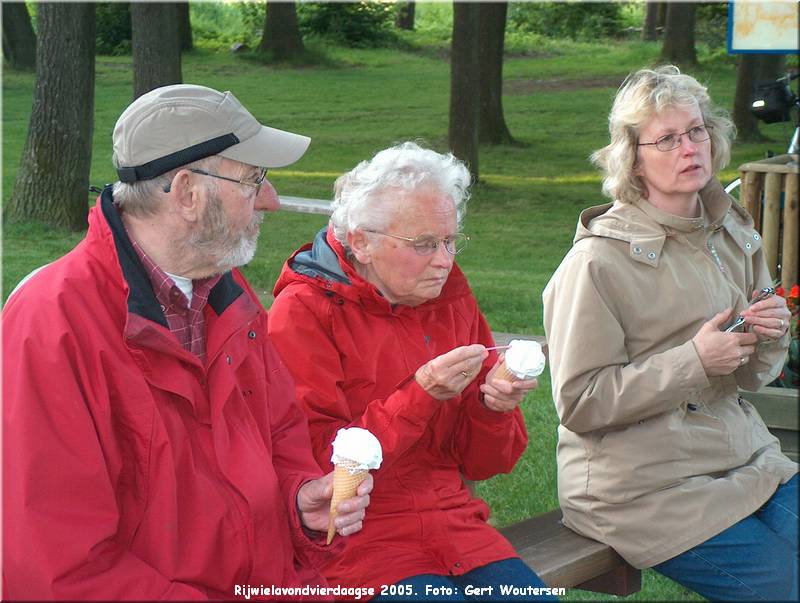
top-left (327, 459), bottom-right (368, 545)
top-left (494, 359), bottom-right (519, 382)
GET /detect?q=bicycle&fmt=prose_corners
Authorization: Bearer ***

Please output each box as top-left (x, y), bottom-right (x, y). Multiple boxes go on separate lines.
top-left (725, 71), bottom-right (799, 198)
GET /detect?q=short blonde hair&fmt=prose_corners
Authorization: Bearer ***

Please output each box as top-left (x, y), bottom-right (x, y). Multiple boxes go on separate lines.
top-left (591, 65), bottom-right (734, 204)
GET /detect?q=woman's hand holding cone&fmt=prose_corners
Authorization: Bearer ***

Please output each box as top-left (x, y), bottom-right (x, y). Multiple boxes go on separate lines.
top-left (480, 355), bottom-right (538, 412)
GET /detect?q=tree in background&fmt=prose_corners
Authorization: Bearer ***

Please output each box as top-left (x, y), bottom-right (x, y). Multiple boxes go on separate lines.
top-left (259, 1), bottom-right (304, 60)
top-left (657, 2), bottom-right (668, 33)
top-left (478, 2), bottom-right (514, 145)
top-left (660, 2), bottom-right (696, 67)
top-left (2, 1), bottom-right (37, 70)
top-left (396, 2), bottom-right (415, 31)
top-left (733, 55), bottom-right (787, 141)
top-left (641, 1), bottom-right (661, 41)
top-left (6, 3), bottom-right (95, 230)
top-left (177, 1), bottom-right (193, 52)
top-left (449, 2), bottom-right (480, 181)
top-left (131, 2), bottom-right (182, 99)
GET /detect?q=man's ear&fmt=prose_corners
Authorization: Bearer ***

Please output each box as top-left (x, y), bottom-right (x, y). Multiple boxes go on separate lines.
top-left (168, 169), bottom-right (202, 223)
top-left (347, 229), bottom-right (373, 265)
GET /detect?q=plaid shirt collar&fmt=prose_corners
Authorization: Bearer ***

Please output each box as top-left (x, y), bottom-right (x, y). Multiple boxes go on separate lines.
top-left (127, 233), bottom-right (221, 360)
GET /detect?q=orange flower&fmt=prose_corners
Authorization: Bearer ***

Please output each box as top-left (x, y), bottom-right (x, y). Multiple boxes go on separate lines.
top-left (789, 284), bottom-right (800, 299)
top-left (776, 286), bottom-right (786, 297)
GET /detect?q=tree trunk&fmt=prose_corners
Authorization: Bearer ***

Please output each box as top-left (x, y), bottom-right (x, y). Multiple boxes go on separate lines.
top-left (449, 2), bottom-right (481, 182)
top-left (258, 1), bottom-right (304, 60)
top-left (177, 1), bottom-right (193, 52)
top-left (642, 2), bottom-right (659, 41)
top-left (734, 54), bottom-right (788, 141)
top-left (660, 2), bottom-right (696, 67)
top-left (2, 1), bottom-right (37, 70)
top-left (656, 2), bottom-right (667, 32)
top-left (396, 2), bottom-right (415, 31)
top-left (758, 54), bottom-right (786, 82)
top-left (733, 55), bottom-right (763, 141)
top-left (478, 2), bottom-right (514, 145)
top-left (131, 2), bottom-right (182, 99)
top-left (6, 3), bottom-right (95, 230)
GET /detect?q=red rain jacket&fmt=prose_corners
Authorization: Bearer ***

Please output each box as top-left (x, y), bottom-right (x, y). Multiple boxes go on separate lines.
top-left (2, 190), bottom-right (338, 600)
top-left (268, 228), bottom-right (527, 598)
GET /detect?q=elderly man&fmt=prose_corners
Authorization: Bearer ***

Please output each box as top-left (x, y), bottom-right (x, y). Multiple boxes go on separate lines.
top-left (3, 84), bottom-right (372, 600)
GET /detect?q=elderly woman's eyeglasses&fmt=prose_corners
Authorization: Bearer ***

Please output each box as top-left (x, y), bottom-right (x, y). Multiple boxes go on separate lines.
top-left (364, 230), bottom-right (469, 255)
top-left (638, 125), bottom-right (712, 152)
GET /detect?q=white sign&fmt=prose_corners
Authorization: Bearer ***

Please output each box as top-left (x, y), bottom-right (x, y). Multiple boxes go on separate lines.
top-left (728, 1), bottom-right (799, 53)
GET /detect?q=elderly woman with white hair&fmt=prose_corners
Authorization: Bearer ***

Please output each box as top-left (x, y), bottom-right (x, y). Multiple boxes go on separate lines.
top-left (268, 142), bottom-right (553, 600)
top-left (543, 66), bottom-right (797, 601)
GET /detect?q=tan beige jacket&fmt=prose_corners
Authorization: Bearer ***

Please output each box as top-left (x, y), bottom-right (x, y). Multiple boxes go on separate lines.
top-left (542, 179), bottom-right (797, 569)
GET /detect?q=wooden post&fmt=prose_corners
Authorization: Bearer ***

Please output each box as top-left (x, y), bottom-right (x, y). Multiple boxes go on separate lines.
top-left (761, 172), bottom-right (782, 277)
top-left (740, 170), bottom-right (763, 227)
top-left (783, 170), bottom-right (799, 288)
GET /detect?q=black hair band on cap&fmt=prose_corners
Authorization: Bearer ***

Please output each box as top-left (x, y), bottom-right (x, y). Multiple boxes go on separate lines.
top-left (116, 133), bottom-right (241, 183)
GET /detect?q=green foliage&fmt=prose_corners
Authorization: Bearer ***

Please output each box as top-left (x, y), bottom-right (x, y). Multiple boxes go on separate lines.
top-left (297, 2), bottom-right (398, 48)
top-left (94, 2), bottom-right (131, 56)
top-left (235, 1), bottom-right (266, 43)
top-left (696, 1), bottom-right (729, 48)
top-left (508, 1), bottom-right (626, 41)
top-left (190, 1), bottom-right (256, 51)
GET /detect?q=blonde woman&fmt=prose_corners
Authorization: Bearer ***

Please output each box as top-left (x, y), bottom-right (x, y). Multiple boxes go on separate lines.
top-left (543, 66), bottom-right (796, 601)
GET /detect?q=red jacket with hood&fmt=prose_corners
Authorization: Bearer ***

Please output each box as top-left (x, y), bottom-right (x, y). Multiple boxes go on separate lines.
top-left (2, 189), bottom-right (339, 600)
top-left (268, 228), bottom-right (527, 597)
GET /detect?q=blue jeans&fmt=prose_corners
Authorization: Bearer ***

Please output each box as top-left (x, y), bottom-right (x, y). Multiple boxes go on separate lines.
top-left (372, 557), bottom-right (557, 601)
top-left (654, 474), bottom-right (798, 601)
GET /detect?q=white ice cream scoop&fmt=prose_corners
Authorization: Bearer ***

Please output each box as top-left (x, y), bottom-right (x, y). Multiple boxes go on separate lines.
top-left (331, 427), bottom-right (383, 472)
top-left (503, 339), bottom-right (546, 379)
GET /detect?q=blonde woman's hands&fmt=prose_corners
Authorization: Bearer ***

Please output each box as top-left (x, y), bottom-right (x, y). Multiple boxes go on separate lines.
top-left (741, 293), bottom-right (791, 341)
top-left (692, 309), bottom-right (758, 376)
top-left (415, 344), bottom-right (488, 400)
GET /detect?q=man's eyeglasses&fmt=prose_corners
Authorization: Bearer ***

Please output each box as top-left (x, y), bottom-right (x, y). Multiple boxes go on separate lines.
top-left (638, 125), bottom-right (712, 152)
top-left (163, 167), bottom-right (268, 193)
top-left (363, 229), bottom-right (469, 255)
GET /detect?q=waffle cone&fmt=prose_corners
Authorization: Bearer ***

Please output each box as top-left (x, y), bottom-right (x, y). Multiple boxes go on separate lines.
top-left (495, 360), bottom-right (519, 382)
top-left (327, 459), bottom-right (368, 545)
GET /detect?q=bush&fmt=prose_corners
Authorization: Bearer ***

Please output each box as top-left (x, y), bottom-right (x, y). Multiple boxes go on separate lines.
top-left (95, 2), bottom-right (132, 56)
top-left (297, 2), bottom-right (398, 48)
top-left (508, 1), bottom-right (625, 41)
top-left (191, 1), bottom-right (255, 51)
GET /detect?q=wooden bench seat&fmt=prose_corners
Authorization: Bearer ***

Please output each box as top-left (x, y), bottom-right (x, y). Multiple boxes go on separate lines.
top-left (500, 509), bottom-right (641, 596)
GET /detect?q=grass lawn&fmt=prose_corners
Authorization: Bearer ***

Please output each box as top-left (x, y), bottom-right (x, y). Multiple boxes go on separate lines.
top-left (2, 18), bottom-right (794, 602)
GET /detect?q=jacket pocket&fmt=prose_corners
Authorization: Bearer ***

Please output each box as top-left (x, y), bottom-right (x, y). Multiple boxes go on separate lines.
top-left (587, 408), bottom-right (691, 504)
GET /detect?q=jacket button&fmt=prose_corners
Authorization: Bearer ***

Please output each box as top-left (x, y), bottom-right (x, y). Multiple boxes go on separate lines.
top-left (753, 233), bottom-right (760, 240)
top-left (632, 246), bottom-right (642, 254)
top-left (248, 330), bottom-right (257, 339)
top-left (745, 242), bottom-right (752, 249)
top-left (454, 562), bottom-right (461, 568)
top-left (337, 298), bottom-right (344, 305)
top-left (687, 403), bottom-right (697, 411)
top-left (226, 355), bottom-right (232, 365)
top-left (647, 251), bottom-right (657, 259)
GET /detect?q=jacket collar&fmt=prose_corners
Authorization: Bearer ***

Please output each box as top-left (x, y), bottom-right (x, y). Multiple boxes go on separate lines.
top-left (574, 178), bottom-right (738, 268)
top-left (99, 186), bottom-right (244, 322)
top-left (273, 227), bottom-right (473, 314)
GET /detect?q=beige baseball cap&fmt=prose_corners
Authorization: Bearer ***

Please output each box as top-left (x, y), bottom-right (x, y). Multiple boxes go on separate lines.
top-left (113, 84), bottom-right (310, 183)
